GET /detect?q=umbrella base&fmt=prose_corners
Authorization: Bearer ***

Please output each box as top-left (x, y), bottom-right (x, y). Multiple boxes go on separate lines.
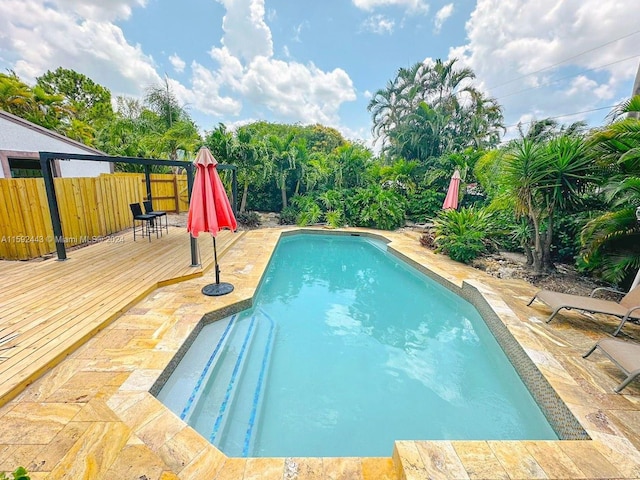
top-left (202, 282), bottom-right (234, 296)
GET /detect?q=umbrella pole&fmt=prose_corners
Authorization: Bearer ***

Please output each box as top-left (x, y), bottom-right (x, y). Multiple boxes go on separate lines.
top-left (213, 237), bottom-right (220, 284)
top-left (201, 235), bottom-right (234, 296)
top-left (190, 235), bottom-right (199, 267)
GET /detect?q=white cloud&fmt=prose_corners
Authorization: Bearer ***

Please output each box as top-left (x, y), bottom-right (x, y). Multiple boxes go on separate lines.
top-left (237, 57), bottom-right (356, 125)
top-left (362, 15), bottom-right (395, 35)
top-left (0, 0), bottom-right (160, 93)
top-left (352, 0), bottom-right (429, 14)
top-left (54, 0), bottom-right (147, 21)
top-left (170, 62), bottom-right (242, 117)
top-left (0, 0), bottom-right (357, 133)
top-left (202, 0), bottom-right (357, 125)
top-left (169, 54), bottom-right (186, 73)
top-left (215, 0), bottom-right (273, 62)
top-left (449, 0), bottom-right (639, 133)
top-left (434, 3), bottom-right (454, 34)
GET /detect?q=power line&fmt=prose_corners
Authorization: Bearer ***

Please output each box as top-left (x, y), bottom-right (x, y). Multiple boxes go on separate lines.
top-left (503, 104), bottom-right (616, 131)
top-left (486, 29), bottom-right (640, 90)
top-left (494, 54), bottom-right (640, 101)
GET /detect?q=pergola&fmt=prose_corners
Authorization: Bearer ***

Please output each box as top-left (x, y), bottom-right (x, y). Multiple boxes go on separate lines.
top-left (38, 151), bottom-right (237, 265)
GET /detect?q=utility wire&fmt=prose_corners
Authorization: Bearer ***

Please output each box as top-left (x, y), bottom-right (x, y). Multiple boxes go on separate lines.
top-left (486, 29), bottom-right (640, 90)
top-left (503, 105), bottom-right (616, 131)
top-left (494, 54), bottom-right (640, 101)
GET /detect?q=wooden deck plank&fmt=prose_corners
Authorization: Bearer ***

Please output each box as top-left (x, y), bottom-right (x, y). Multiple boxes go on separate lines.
top-left (0, 227), bottom-right (243, 313)
top-left (1, 230), bottom-right (228, 341)
top-left (0, 227), bottom-right (245, 406)
top-left (1, 231), bottom-right (240, 361)
top-left (0, 239), bottom-right (198, 318)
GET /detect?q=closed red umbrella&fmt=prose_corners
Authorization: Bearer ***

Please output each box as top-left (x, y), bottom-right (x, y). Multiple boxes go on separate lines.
top-left (442, 168), bottom-right (461, 210)
top-left (188, 147), bottom-right (237, 296)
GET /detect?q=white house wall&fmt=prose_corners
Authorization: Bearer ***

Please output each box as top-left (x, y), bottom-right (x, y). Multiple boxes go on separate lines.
top-left (0, 111), bottom-right (112, 178)
top-left (58, 159), bottom-right (112, 177)
top-left (0, 116), bottom-right (96, 156)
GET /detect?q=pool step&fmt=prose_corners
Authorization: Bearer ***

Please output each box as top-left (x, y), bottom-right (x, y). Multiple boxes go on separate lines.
top-left (178, 314), bottom-right (240, 423)
top-left (185, 309), bottom-right (276, 457)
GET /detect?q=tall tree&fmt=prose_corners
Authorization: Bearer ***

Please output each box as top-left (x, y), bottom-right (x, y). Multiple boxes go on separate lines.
top-left (142, 79), bottom-right (201, 160)
top-left (268, 133), bottom-right (297, 209)
top-left (234, 126), bottom-right (271, 212)
top-left (36, 67), bottom-right (113, 127)
top-left (144, 77), bottom-right (184, 129)
top-left (368, 59), bottom-right (504, 163)
top-left (0, 72), bottom-right (34, 116)
top-left (0, 72), bottom-right (69, 131)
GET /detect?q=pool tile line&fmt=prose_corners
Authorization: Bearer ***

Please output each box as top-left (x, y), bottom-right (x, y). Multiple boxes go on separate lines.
top-left (180, 314), bottom-right (238, 421)
top-left (243, 308), bottom-right (276, 456)
top-left (210, 314), bottom-right (258, 443)
top-left (460, 280), bottom-right (590, 441)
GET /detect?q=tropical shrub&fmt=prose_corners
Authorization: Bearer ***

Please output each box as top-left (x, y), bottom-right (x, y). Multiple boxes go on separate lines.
top-left (552, 211), bottom-right (593, 263)
top-left (484, 210), bottom-right (521, 252)
top-left (290, 195), bottom-right (321, 226)
top-left (236, 211), bottom-right (261, 228)
top-left (0, 467), bottom-right (29, 480)
top-left (249, 183), bottom-right (283, 212)
top-left (325, 210), bottom-right (345, 228)
top-left (433, 207), bottom-right (493, 263)
top-left (347, 186), bottom-right (407, 230)
top-left (580, 208), bottom-right (640, 286)
top-left (297, 203), bottom-right (322, 226)
top-left (406, 187), bottom-right (445, 223)
top-left (501, 134), bottom-right (596, 274)
top-left (279, 205), bottom-right (298, 225)
top-left (579, 96), bottom-right (640, 285)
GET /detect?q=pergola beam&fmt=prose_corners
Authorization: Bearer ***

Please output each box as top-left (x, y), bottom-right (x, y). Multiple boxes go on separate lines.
top-left (38, 151), bottom-right (237, 266)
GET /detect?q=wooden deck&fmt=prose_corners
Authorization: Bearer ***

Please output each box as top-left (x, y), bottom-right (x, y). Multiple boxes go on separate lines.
top-left (0, 226), bottom-right (244, 406)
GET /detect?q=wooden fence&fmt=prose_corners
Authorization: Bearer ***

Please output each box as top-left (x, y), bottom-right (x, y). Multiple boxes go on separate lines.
top-left (0, 174), bottom-right (146, 260)
top-left (114, 173), bottom-right (190, 213)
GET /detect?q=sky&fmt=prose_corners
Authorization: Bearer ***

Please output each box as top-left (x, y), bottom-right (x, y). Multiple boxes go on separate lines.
top-left (0, 0), bottom-right (638, 149)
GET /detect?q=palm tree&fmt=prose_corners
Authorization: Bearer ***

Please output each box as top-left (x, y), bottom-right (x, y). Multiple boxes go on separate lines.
top-left (501, 134), bottom-right (594, 274)
top-left (368, 59), bottom-right (503, 164)
top-left (234, 126), bottom-right (271, 212)
top-left (268, 133), bottom-right (297, 209)
top-left (580, 95), bottom-right (640, 285)
top-left (144, 77), bottom-right (184, 129)
top-left (0, 72), bottom-right (36, 116)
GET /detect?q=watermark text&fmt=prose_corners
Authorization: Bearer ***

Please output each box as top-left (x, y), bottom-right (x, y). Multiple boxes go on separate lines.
top-left (1, 235), bottom-right (125, 244)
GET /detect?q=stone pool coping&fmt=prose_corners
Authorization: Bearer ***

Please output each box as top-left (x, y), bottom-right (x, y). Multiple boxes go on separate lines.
top-left (2, 227), bottom-right (640, 479)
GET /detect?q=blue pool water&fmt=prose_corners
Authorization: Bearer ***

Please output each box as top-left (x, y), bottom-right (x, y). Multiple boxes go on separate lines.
top-left (157, 233), bottom-right (557, 457)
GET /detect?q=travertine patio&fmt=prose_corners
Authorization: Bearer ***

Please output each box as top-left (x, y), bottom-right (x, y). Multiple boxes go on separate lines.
top-left (1, 225), bottom-right (640, 479)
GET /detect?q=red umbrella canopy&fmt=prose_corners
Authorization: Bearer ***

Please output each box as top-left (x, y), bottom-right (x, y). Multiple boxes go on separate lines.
top-left (442, 168), bottom-right (461, 210)
top-left (187, 147), bottom-right (237, 237)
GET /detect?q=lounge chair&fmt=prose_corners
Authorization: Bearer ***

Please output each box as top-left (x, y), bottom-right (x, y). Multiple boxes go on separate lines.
top-left (583, 337), bottom-right (640, 392)
top-left (527, 285), bottom-right (640, 336)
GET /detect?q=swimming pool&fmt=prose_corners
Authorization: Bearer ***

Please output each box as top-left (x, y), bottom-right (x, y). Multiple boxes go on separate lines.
top-left (158, 233), bottom-right (559, 457)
